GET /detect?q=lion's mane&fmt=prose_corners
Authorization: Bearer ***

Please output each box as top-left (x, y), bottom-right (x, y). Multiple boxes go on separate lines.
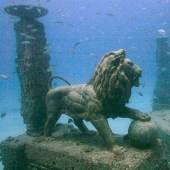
top-left (88, 49), bottom-right (131, 108)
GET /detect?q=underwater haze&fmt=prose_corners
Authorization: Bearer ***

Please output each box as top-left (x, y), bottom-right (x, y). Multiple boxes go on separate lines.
top-left (0, 0), bottom-right (170, 168)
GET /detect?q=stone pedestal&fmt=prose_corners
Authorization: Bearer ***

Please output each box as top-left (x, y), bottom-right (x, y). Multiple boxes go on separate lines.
top-left (1, 124), bottom-right (168, 170)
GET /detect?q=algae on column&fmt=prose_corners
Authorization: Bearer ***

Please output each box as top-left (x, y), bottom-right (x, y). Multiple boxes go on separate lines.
top-left (4, 5), bottom-right (51, 135)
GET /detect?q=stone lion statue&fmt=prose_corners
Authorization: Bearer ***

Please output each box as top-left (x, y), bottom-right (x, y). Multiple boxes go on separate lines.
top-left (44, 49), bottom-right (151, 151)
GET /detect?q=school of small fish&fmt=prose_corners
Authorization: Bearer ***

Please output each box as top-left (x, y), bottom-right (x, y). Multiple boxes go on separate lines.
top-left (1, 0), bottom-right (170, 113)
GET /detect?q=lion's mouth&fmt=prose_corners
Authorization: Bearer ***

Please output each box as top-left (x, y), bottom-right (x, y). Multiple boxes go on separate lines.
top-left (132, 75), bottom-right (141, 87)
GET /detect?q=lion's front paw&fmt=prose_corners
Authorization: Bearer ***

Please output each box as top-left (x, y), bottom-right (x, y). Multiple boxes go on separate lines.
top-left (137, 113), bottom-right (151, 121)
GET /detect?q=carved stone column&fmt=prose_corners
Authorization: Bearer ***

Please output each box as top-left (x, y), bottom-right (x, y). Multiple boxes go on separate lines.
top-left (152, 37), bottom-right (170, 110)
top-left (4, 5), bottom-right (51, 135)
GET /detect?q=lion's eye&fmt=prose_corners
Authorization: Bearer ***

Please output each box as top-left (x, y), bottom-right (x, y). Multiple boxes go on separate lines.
top-left (128, 62), bottom-right (134, 66)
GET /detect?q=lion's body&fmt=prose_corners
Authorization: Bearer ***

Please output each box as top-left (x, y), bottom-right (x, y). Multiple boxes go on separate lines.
top-left (44, 49), bottom-right (150, 150)
top-left (46, 84), bottom-right (103, 120)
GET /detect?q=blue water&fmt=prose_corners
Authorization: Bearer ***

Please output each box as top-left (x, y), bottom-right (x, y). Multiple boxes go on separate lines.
top-left (1, 0), bottom-right (169, 139)
top-left (0, 0), bottom-right (170, 168)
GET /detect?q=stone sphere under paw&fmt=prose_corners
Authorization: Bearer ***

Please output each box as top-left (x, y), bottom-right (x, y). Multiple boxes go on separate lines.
top-left (128, 120), bottom-right (158, 148)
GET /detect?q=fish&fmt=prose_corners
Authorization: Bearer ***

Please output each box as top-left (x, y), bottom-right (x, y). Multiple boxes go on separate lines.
top-left (26, 24), bottom-right (33, 28)
top-left (46, 66), bottom-right (56, 72)
top-left (0, 9), bottom-right (5, 13)
top-left (55, 21), bottom-right (63, 24)
top-left (74, 42), bottom-right (81, 46)
top-left (26, 35), bottom-right (36, 40)
top-left (1, 112), bottom-right (6, 118)
top-left (106, 13), bottom-right (113, 16)
top-left (8, 20), bottom-right (17, 23)
top-left (20, 33), bottom-right (27, 37)
top-left (161, 67), bottom-right (168, 72)
top-left (140, 82), bottom-right (145, 88)
top-left (157, 29), bottom-right (166, 36)
top-left (0, 74), bottom-right (8, 80)
top-left (44, 43), bottom-right (51, 49)
top-left (166, 93), bottom-right (170, 97)
top-left (142, 83), bottom-right (145, 88)
top-left (25, 6), bottom-right (34, 10)
top-left (158, 29), bottom-right (166, 33)
top-left (43, 50), bottom-right (50, 55)
top-left (57, 9), bottom-right (62, 13)
top-left (96, 12), bottom-right (101, 15)
top-left (21, 41), bottom-right (31, 45)
top-left (152, 95), bottom-right (158, 100)
top-left (137, 92), bottom-right (143, 96)
top-left (141, 8), bottom-right (147, 10)
top-left (31, 29), bottom-right (38, 33)
top-left (37, 8), bottom-right (42, 14)
top-left (67, 24), bottom-right (74, 27)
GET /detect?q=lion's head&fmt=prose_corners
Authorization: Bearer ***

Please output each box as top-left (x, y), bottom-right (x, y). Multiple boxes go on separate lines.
top-left (88, 49), bottom-right (142, 108)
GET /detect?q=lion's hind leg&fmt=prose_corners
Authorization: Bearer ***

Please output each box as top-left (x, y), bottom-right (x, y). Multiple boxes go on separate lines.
top-left (73, 119), bottom-right (90, 134)
top-left (44, 113), bottom-right (61, 137)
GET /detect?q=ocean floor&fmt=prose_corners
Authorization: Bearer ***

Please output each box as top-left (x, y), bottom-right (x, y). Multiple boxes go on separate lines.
top-left (0, 107), bottom-right (26, 169)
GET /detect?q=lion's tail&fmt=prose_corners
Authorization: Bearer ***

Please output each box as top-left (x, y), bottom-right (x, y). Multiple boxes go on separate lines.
top-left (48, 75), bottom-right (71, 90)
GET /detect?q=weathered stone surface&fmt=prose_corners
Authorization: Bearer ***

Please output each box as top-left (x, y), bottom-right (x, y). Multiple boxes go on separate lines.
top-left (151, 110), bottom-right (170, 161)
top-left (44, 49), bottom-right (151, 152)
top-left (1, 124), bottom-right (168, 170)
top-left (4, 5), bottom-right (51, 134)
top-left (128, 120), bottom-right (158, 148)
top-left (14, 18), bottom-right (51, 133)
top-left (152, 37), bottom-right (170, 111)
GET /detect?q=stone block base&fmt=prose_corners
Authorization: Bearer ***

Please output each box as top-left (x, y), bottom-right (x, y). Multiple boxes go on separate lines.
top-left (1, 124), bottom-right (169, 170)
